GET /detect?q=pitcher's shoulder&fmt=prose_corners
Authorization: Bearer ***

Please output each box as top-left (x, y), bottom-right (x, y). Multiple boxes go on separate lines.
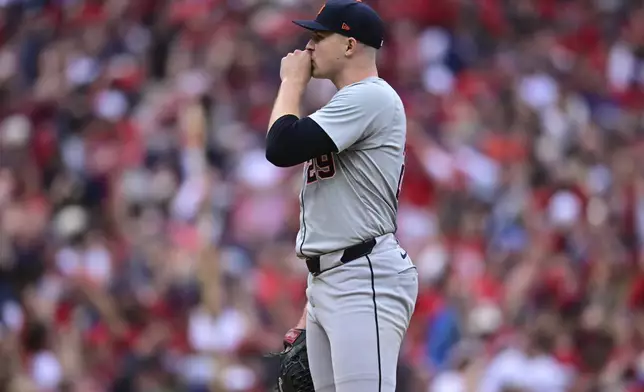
top-left (371, 79), bottom-right (404, 106)
top-left (371, 80), bottom-right (406, 117)
top-left (364, 79), bottom-right (406, 112)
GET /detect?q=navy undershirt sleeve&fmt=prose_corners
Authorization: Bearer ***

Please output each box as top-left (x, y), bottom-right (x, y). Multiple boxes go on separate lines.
top-left (265, 114), bottom-right (339, 167)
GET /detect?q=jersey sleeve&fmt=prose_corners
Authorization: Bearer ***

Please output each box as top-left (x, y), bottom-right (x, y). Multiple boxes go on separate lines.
top-left (308, 82), bottom-right (390, 153)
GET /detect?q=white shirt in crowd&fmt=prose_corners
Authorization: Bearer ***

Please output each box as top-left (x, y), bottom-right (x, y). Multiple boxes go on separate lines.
top-left (477, 348), bottom-right (574, 392)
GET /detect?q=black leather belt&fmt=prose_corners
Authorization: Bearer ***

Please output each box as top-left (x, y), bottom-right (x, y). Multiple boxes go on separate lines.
top-left (305, 238), bottom-right (377, 276)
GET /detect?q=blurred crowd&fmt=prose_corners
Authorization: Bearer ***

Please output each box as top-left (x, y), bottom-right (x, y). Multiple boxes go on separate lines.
top-left (1, 0), bottom-right (644, 391)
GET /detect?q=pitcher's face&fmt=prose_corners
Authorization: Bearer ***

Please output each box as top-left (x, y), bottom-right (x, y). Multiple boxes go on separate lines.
top-left (305, 31), bottom-right (348, 80)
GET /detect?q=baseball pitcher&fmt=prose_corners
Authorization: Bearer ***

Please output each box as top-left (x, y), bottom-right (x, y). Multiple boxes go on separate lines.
top-left (265, 1), bottom-right (419, 391)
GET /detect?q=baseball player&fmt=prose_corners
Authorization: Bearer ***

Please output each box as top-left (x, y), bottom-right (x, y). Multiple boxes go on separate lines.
top-left (265, 1), bottom-right (418, 391)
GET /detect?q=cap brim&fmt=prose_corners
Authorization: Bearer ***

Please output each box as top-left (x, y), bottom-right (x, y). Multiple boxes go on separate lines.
top-left (292, 20), bottom-right (331, 32)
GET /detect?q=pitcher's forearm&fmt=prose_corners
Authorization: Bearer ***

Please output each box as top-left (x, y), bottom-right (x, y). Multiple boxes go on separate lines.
top-left (267, 80), bottom-right (306, 132)
top-left (296, 303), bottom-right (308, 329)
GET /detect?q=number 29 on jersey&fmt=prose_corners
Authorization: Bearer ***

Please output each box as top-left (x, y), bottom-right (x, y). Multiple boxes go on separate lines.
top-left (306, 154), bottom-right (336, 184)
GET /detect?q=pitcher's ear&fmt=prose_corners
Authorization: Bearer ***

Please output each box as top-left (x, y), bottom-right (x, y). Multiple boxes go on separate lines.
top-left (345, 37), bottom-right (358, 56)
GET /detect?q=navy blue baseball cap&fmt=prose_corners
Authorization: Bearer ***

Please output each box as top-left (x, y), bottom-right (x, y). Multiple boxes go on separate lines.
top-left (293, 0), bottom-right (385, 50)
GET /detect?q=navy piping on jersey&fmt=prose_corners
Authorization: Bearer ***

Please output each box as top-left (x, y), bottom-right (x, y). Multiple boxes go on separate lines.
top-left (265, 114), bottom-right (338, 167)
top-left (366, 255), bottom-right (382, 392)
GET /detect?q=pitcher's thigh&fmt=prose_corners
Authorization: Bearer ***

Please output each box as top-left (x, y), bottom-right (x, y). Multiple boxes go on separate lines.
top-left (306, 312), bottom-right (336, 392)
top-left (320, 251), bottom-right (418, 392)
top-left (326, 306), bottom-right (405, 392)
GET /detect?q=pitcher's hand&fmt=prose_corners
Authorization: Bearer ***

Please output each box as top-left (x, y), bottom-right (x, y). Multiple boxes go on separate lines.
top-left (280, 50), bottom-right (312, 86)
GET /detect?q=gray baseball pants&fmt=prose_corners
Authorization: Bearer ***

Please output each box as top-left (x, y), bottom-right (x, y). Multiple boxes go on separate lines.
top-left (305, 233), bottom-right (419, 392)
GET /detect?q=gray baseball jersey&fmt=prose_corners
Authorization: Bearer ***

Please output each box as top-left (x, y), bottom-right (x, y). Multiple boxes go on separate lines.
top-left (295, 76), bottom-right (406, 258)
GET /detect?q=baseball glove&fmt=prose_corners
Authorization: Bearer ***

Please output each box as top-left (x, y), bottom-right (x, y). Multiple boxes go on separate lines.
top-left (267, 328), bottom-right (314, 392)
